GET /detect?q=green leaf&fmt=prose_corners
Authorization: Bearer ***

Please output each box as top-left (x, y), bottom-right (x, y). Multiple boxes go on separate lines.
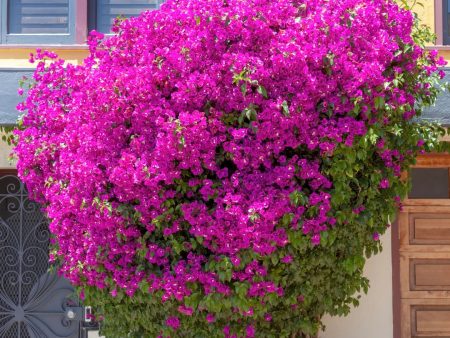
top-left (374, 96), bottom-right (385, 109)
top-left (281, 100), bottom-right (290, 117)
top-left (257, 85), bottom-right (268, 99)
top-left (320, 231), bottom-right (329, 246)
top-left (271, 255), bottom-right (279, 265)
top-left (240, 83), bottom-right (247, 96)
top-left (235, 283), bottom-right (249, 298)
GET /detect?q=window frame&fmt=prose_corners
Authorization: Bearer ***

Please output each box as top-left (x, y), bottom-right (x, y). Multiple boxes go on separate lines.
top-left (87, 0), bottom-right (97, 33)
top-left (0, 0), bottom-right (78, 44)
top-left (0, 0), bottom-right (163, 45)
top-left (88, 0), bottom-right (163, 34)
top-left (441, 0), bottom-right (449, 45)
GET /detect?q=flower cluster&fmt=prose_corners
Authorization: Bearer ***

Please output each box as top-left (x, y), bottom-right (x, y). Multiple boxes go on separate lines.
top-left (14, 0), bottom-right (446, 336)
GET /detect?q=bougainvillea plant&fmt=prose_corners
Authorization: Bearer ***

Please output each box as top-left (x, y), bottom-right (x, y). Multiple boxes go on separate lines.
top-left (12, 0), bottom-right (448, 336)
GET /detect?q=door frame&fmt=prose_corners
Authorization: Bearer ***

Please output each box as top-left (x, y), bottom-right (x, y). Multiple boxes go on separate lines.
top-left (392, 153), bottom-right (450, 338)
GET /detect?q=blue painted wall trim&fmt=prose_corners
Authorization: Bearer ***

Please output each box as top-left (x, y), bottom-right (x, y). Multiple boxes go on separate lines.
top-left (0, 69), bottom-right (32, 125)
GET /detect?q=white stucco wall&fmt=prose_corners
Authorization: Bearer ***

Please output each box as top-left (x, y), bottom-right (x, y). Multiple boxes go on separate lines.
top-left (320, 227), bottom-right (393, 338)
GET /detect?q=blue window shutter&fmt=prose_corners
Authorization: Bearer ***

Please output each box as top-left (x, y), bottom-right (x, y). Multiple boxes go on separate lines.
top-left (92, 0), bottom-right (163, 34)
top-left (9, 0), bottom-right (70, 34)
top-left (1, 0), bottom-right (76, 44)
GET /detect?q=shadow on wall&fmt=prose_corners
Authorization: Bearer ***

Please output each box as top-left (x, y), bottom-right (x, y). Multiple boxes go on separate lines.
top-left (320, 227), bottom-right (393, 338)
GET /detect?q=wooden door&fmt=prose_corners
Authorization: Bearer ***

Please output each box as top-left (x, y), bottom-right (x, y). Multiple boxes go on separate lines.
top-left (399, 155), bottom-right (450, 338)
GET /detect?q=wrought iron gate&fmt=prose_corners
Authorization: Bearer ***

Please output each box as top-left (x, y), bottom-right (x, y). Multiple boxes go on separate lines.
top-left (0, 175), bottom-right (94, 338)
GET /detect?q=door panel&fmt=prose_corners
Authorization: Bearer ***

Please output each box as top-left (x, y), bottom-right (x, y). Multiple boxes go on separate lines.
top-left (413, 260), bottom-right (450, 289)
top-left (0, 175), bottom-right (82, 338)
top-left (400, 252), bottom-right (450, 299)
top-left (401, 299), bottom-right (450, 338)
top-left (410, 213), bottom-right (450, 245)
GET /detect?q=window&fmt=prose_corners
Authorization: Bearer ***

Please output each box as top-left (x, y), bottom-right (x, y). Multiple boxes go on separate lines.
top-left (89, 0), bottom-right (162, 34)
top-left (0, 0), bottom-right (164, 45)
top-left (436, 0), bottom-right (450, 45)
top-left (443, 0), bottom-right (450, 45)
top-left (409, 168), bottom-right (450, 199)
top-left (1, 0), bottom-right (77, 44)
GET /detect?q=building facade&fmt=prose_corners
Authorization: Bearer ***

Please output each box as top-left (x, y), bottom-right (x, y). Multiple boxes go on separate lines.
top-left (0, 1), bottom-right (448, 338)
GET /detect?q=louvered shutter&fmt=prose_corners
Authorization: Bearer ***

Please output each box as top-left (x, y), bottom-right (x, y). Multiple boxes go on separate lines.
top-left (92, 0), bottom-right (163, 33)
top-left (2, 0), bottom-right (76, 44)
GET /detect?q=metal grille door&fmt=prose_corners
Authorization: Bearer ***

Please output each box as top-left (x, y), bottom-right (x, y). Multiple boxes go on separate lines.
top-left (0, 175), bottom-right (82, 338)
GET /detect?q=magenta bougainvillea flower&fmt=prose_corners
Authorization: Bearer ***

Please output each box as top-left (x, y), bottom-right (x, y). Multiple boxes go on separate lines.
top-left (13, 0), bottom-right (446, 336)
